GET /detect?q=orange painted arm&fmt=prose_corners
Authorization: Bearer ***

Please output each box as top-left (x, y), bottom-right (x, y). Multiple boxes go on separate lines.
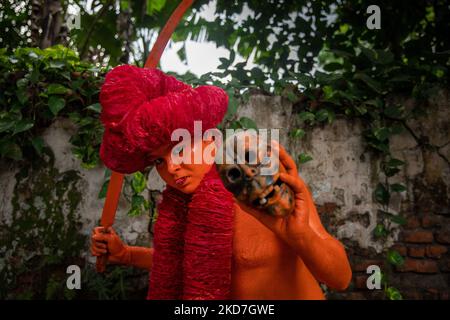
top-left (110, 246), bottom-right (154, 271)
top-left (291, 183), bottom-right (352, 291)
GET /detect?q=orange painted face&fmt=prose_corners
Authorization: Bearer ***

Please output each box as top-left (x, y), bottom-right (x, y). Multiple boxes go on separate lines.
top-left (150, 140), bottom-right (214, 194)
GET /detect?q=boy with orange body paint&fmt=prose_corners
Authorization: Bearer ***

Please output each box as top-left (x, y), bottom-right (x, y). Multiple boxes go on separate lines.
top-left (92, 138), bottom-right (352, 299)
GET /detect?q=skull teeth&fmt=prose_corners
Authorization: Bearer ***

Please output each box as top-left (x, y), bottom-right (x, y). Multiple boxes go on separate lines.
top-left (259, 198), bottom-right (268, 205)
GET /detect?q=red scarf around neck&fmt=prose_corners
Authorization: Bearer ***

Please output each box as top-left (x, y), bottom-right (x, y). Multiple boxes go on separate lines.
top-left (148, 165), bottom-right (235, 299)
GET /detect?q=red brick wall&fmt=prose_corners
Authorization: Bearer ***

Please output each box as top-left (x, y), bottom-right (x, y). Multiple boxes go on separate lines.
top-left (318, 176), bottom-right (450, 300)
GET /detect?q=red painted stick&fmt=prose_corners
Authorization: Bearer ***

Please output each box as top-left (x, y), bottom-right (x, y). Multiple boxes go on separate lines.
top-left (96, 0), bottom-right (195, 273)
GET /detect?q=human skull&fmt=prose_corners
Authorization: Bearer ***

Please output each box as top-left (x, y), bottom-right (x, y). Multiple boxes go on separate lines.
top-left (215, 131), bottom-right (294, 217)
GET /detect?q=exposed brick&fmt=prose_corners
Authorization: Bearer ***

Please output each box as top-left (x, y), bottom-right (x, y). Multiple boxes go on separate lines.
top-left (403, 231), bottom-right (434, 243)
top-left (421, 216), bottom-right (440, 228)
top-left (409, 247), bottom-right (425, 258)
top-left (391, 245), bottom-right (407, 256)
top-left (435, 231), bottom-right (450, 244)
top-left (405, 216), bottom-right (421, 229)
top-left (355, 247), bottom-right (379, 258)
top-left (346, 292), bottom-right (366, 300)
top-left (352, 260), bottom-right (384, 272)
top-left (440, 291), bottom-right (450, 300)
top-left (390, 273), bottom-right (447, 289)
top-left (366, 291), bottom-right (386, 300)
top-left (423, 288), bottom-right (440, 300)
top-left (441, 260), bottom-right (450, 272)
top-left (425, 245), bottom-right (448, 258)
top-left (402, 290), bottom-right (423, 300)
top-left (354, 275), bottom-right (368, 289)
top-left (396, 259), bottom-right (439, 273)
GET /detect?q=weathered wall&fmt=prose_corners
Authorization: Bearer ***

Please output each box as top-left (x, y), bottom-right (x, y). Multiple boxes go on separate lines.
top-left (0, 89), bottom-right (448, 299)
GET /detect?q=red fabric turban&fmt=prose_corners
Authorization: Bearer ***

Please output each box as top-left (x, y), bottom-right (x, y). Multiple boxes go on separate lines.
top-left (99, 64), bottom-right (228, 174)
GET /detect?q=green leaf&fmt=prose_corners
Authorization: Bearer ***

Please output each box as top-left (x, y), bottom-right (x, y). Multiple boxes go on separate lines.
top-left (388, 214), bottom-right (407, 225)
top-left (30, 68), bottom-right (40, 83)
top-left (104, 168), bottom-right (112, 180)
top-left (387, 250), bottom-right (405, 267)
top-left (251, 67), bottom-right (266, 83)
top-left (368, 141), bottom-right (390, 154)
top-left (132, 194), bottom-right (145, 208)
top-left (296, 74), bottom-right (313, 87)
top-left (143, 199), bottom-right (150, 211)
top-left (298, 153), bottom-right (313, 164)
top-left (354, 104), bottom-right (367, 115)
top-left (48, 61), bottom-right (66, 69)
top-left (315, 109), bottom-right (335, 124)
top-left (239, 117), bottom-right (258, 130)
top-left (13, 119), bottom-right (34, 135)
top-left (146, 0), bottom-right (166, 15)
top-left (383, 167), bottom-right (401, 177)
top-left (360, 46), bottom-right (377, 63)
top-left (384, 105), bottom-right (404, 119)
top-left (386, 287), bottom-right (403, 300)
top-left (387, 158), bottom-right (405, 168)
top-left (0, 118), bottom-right (15, 133)
top-left (373, 127), bottom-right (390, 141)
top-left (229, 120), bottom-right (242, 130)
top-left (323, 62), bottom-right (343, 72)
top-left (16, 79), bottom-right (29, 104)
top-left (0, 141), bottom-right (22, 160)
top-left (376, 49), bottom-right (394, 65)
top-left (31, 136), bottom-right (44, 155)
top-left (390, 183), bottom-right (406, 192)
top-left (374, 183), bottom-right (390, 205)
top-left (315, 109), bottom-right (328, 122)
top-left (16, 78), bottom-right (28, 88)
top-left (131, 172), bottom-right (146, 193)
top-left (289, 128), bottom-right (305, 139)
top-left (286, 91), bottom-right (298, 103)
top-left (98, 179), bottom-right (109, 199)
top-left (86, 103), bottom-right (102, 113)
top-left (381, 158), bottom-right (404, 177)
top-left (354, 73), bottom-right (383, 94)
top-left (127, 207), bottom-right (142, 217)
top-left (364, 98), bottom-right (383, 109)
top-left (48, 96), bottom-right (66, 115)
top-left (120, 0), bottom-right (129, 10)
top-left (47, 84), bottom-right (69, 95)
top-left (374, 224), bottom-right (387, 238)
top-left (299, 111), bottom-right (315, 123)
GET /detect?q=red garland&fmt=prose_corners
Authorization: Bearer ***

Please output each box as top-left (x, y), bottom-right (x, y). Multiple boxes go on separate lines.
top-left (148, 166), bottom-right (234, 299)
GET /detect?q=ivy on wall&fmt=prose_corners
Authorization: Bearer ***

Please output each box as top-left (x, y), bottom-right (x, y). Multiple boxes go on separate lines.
top-left (0, 46), bottom-right (150, 299)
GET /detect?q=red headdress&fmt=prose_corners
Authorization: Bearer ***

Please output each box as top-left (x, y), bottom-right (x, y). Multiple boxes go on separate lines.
top-left (99, 65), bottom-right (234, 299)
